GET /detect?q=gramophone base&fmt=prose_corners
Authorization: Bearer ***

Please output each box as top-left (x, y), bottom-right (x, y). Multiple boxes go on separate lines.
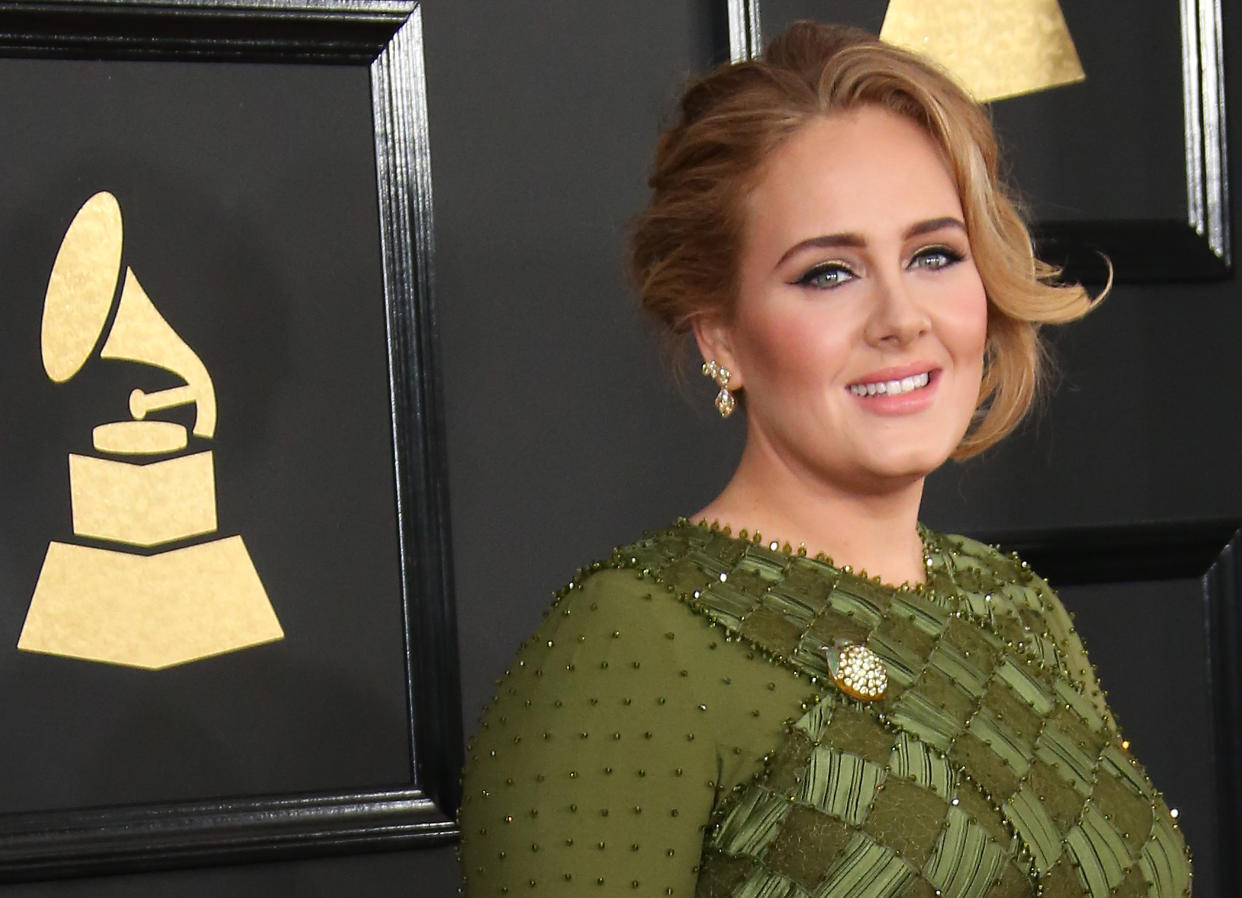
top-left (18, 535), bottom-right (282, 670)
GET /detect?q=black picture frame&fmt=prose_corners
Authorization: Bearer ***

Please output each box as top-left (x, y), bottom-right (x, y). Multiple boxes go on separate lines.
top-left (0, 0), bottom-right (461, 882)
top-left (988, 521), bottom-right (1242, 898)
top-left (721, 0), bottom-right (1231, 283)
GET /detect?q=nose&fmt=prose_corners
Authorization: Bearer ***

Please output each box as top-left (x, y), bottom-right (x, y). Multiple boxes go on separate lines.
top-left (863, 272), bottom-right (931, 347)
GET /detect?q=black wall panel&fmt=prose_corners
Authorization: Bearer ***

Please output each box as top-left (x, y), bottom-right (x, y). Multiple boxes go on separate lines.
top-left (8, 0), bottom-right (1242, 893)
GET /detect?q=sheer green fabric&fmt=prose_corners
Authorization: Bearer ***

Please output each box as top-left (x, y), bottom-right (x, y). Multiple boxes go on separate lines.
top-left (459, 522), bottom-right (1191, 897)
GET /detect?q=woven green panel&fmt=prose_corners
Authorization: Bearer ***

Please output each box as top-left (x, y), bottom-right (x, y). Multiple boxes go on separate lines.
top-left (968, 712), bottom-right (1032, 779)
top-left (741, 606), bottom-right (806, 657)
top-left (918, 666), bottom-right (978, 726)
top-left (763, 804), bottom-right (856, 890)
top-left (686, 547), bottom-right (739, 573)
top-left (623, 521), bottom-right (1192, 898)
top-left (798, 747), bottom-right (886, 825)
top-left (696, 851), bottom-right (756, 898)
top-left (716, 790), bottom-right (793, 856)
top-left (995, 656), bottom-right (1055, 716)
top-left (875, 613), bottom-right (936, 661)
top-left (1111, 863), bottom-right (1152, 898)
top-left (1099, 745), bottom-right (1149, 796)
top-left (813, 833), bottom-right (914, 898)
top-left (956, 588), bottom-right (996, 619)
top-left (835, 576), bottom-right (899, 611)
top-left (1004, 786), bottom-right (1063, 872)
top-left (1041, 855), bottom-right (1087, 898)
top-left (628, 541), bottom-right (676, 572)
top-left (734, 869), bottom-right (806, 898)
top-left (864, 778), bottom-right (950, 866)
top-left (940, 616), bottom-right (1001, 671)
top-left (767, 729), bottom-right (816, 795)
top-left (894, 690), bottom-right (958, 750)
top-left (736, 549), bottom-right (791, 582)
top-left (1067, 803), bottom-right (1130, 897)
top-left (828, 584), bottom-right (889, 628)
top-left (896, 878), bottom-right (941, 898)
top-left (1026, 760), bottom-right (1084, 831)
top-left (992, 861), bottom-right (1037, 898)
top-left (828, 706), bottom-right (899, 766)
top-left (927, 643), bottom-right (989, 697)
top-left (1054, 677), bottom-right (1105, 733)
top-left (890, 689), bottom-right (961, 750)
top-left (1090, 768), bottom-right (1153, 852)
top-left (1139, 818), bottom-right (1190, 898)
top-left (701, 532), bottom-right (748, 565)
top-left (804, 610), bottom-right (871, 655)
top-left (700, 581), bottom-right (761, 630)
top-left (779, 563), bottom-right (838, 604)
top-left (989, 611), bottom-right (1033, 651)
top-left (763, 588), bottom-right (827, 630)
top-left (888, 732), bottom-right (956, 799)
top-left (953, 782), bottom-right (1013, 849)
top-left (728, 567), bottom-right (776, 600)
top-left (1024, 632), bottom-right (1061, 669)
top-left (1034, 721), bottom-right (1097, 797)
top-left (867, 629), bottom-right (923, 690)
top-left (664, 556), bottom-right (717, 594)
top-left (792, 694), bottom-right (835, 743)
top-left (790, 639), bottom-right (836, 683)
top-left (889, 593), bottom-right (951, 637)
top-left (954, 732), bottom-right (1020, 800)
top-left (1052, 705), bottom-right (1108, 763)
top-left (924, 806), bottom-right (1006, 898)
top-left (980, 679), bottom-right (1042, 744)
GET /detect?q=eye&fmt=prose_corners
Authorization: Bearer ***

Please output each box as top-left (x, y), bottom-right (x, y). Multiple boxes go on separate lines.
top-left (794, 262), bottom-right (856, 289)
top-left (909, 245), bottom-right (965, 271)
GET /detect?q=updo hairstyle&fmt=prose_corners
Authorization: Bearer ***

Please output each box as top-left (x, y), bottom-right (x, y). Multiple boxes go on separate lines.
top-left (628, 21), bottom-right (1100, 457)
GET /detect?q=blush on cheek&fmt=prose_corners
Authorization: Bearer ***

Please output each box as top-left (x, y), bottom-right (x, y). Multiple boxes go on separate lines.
top-left (738, 307), bottom-right (849, 392)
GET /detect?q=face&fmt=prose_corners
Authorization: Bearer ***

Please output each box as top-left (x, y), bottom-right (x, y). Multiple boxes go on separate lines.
top-left (700, 106), bottom-right (988, 496)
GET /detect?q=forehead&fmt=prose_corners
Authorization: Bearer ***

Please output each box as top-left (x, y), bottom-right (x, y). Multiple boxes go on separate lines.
top-left (743, 106), bottom-right (963, 244)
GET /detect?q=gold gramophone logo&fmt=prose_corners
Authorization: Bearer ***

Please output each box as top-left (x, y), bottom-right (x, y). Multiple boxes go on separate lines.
top-left (17, 191), bottom-right (283, 669)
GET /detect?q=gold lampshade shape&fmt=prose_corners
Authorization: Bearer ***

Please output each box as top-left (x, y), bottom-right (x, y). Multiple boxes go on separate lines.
top-left (880, 0), bottom-right (1085, 103)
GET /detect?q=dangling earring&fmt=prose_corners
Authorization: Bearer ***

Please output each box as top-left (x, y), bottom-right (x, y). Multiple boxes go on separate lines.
top-left (701, 360), bottom-right (736, 419)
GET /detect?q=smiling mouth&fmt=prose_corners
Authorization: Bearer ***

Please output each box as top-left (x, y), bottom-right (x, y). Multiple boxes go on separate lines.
top-left (848, 371), bottom-right (932, 397)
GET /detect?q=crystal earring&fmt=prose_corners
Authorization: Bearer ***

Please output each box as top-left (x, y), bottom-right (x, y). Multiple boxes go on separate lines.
top-left (701, 359), bottom-right (736, 419)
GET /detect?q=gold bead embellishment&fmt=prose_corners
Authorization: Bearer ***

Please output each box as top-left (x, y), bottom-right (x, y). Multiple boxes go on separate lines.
top-left (825, 641), bottom-right (888, 701)
top-left (701, 359), bottom-right (736, 418)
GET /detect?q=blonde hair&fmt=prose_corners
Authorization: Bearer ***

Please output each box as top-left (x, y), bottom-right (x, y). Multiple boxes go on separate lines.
top-left (629, 21), bottom-right (1101, 457)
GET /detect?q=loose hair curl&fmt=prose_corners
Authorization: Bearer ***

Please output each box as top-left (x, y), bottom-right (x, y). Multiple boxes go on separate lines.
top-left (629, 21), bottom-right (1101, 457)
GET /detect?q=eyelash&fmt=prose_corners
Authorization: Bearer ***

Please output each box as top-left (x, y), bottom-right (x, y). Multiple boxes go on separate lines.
top-left (794, 262), bottom-right (854, 289)
top-left (910, 245), bottom-right (965, 271)
top-left (792, 245), bottom-right (966, 289)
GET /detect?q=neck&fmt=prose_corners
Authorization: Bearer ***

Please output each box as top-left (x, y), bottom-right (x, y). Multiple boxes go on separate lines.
top-left (693, 440), bottom-right (928, 586)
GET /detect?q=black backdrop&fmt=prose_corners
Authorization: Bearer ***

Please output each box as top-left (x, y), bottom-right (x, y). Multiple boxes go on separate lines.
top-left (0, 58), bottom-right (411, 813)
top-left (6, 0), bottom-right (1242, 894)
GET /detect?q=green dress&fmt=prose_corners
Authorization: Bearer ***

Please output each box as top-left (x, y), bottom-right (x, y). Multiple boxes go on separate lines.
top-left (459, 521), bottom-right (1192, 897)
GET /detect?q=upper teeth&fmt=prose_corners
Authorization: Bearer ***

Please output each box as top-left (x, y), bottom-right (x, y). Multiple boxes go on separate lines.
top-left (849, 372), bottom-right (930, 397)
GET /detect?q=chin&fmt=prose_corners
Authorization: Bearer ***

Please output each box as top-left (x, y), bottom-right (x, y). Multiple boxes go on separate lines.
top-left (858, 445), bottom-right (956, 485)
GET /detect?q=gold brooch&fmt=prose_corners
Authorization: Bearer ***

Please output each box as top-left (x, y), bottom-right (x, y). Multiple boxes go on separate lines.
top-left (825, 641), bottom-right (888, 701)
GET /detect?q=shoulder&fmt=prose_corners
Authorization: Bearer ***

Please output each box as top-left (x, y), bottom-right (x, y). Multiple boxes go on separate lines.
top-left (932, 530), bottom-right (1042, 588)
top-left (930, 528), bottom-right (1114, 727)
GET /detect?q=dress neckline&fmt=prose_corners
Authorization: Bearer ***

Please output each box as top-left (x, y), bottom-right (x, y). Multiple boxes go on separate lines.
top-left (673, 516), bottom-right (947, 594)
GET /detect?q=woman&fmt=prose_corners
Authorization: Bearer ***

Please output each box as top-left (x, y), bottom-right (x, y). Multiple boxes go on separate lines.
top-left (459, 22), bottom-right (1191, 897)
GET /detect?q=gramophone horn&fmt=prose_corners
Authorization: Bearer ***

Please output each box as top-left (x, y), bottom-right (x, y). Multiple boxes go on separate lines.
top-left (38, 190), bottom-right (218, 441)
top-left (41, 191), bottom-right (124, 383)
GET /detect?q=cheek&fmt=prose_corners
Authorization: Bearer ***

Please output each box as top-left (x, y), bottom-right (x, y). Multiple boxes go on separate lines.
top-left (736, 310), bottom-right (852, 393)
top-left (945, 278), bottom-right (989, 366)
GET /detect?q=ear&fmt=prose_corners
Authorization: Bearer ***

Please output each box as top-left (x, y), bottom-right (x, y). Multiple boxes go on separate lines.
top-left (691, 314), bottom-right (745, 390)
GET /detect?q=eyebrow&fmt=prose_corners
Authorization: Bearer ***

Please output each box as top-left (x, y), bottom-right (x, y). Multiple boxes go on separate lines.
top-left (775, 216), bottom-right (967, 266)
